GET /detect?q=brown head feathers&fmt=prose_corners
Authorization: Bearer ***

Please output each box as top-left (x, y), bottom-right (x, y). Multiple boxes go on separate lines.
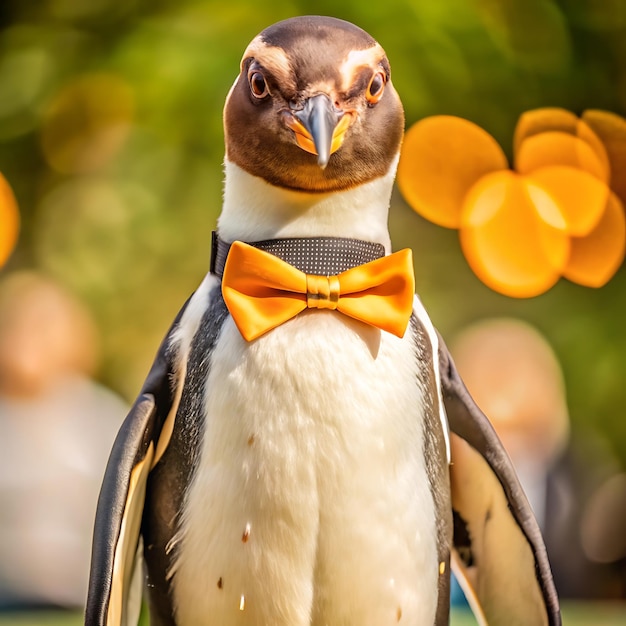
top-left (223, 16), bottom-right (404, 193)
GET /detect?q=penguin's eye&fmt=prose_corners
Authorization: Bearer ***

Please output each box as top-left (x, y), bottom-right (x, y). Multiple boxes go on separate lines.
top-left (366, 70), bottom-right (386, 104)
top-left (248, 70), bottom-right (270, 99)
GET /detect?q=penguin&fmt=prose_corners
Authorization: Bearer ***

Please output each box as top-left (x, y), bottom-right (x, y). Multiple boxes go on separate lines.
top-left (86, 15), bottom-right (561, 626)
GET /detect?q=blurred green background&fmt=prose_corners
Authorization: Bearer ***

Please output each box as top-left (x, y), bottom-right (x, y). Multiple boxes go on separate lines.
top-left (0, 0), bottom-right (625, 617)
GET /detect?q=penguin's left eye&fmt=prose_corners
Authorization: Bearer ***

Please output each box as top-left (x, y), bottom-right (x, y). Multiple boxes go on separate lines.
top-left (366, 70), bottom-right (386, 104)
top-left (248, 70), bottom-right (270, 99)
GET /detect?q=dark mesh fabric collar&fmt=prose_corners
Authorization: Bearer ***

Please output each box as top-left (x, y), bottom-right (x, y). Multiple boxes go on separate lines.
top-left (210, 231), bottom-right (386, 277)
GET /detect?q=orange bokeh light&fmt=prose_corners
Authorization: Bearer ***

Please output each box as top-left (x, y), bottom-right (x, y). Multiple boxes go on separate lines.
top-left (398, 108), bottom-right (626, 296)
top-left (0, 172), bottom-right (19, 268)
top-left (397, 115), bottom-right (508, 229)
top-left (460, 171), bottom-right (569, 298)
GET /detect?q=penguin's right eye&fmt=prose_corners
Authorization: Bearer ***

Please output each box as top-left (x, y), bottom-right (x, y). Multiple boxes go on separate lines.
top-left (248, 71), bottom-right (270, 99)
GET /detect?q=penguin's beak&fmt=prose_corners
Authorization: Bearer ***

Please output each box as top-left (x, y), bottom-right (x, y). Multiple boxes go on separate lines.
top-left (283, 94), bottom-right (354, 169)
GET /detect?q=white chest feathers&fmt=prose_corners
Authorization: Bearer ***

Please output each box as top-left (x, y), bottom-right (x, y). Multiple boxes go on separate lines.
top-left (171, 312), bottom-right (440, 626)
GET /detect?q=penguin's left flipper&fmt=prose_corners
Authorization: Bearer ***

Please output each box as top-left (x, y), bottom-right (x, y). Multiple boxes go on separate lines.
top-left (439, 336), bottom-right (562, 626)
top-left (85, 298), bottom-right (191, 626)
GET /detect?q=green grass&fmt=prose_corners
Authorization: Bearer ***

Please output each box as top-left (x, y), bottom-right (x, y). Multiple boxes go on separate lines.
top-left (1, 602), bottom-right (624, 625)
top-left (449, 603), bottom-right (626, 625)
top-left (0, 613), bottom-right (83, 626)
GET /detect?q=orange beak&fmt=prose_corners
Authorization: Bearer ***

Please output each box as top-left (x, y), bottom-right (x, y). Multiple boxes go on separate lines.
top-left (283, 94), bottom-right (354, 168)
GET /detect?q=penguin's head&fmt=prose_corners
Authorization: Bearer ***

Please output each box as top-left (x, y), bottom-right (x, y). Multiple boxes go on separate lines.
top-left (223, 16), bottom-right (404, 193)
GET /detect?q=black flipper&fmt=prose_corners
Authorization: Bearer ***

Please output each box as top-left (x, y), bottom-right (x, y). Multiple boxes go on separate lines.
top-left (439, 335), bottom-right (562, 626)
top-left (85, 300), bottom-right (191, 626)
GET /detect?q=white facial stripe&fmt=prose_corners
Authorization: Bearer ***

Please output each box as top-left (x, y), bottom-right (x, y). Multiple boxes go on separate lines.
top-left (339, 44), bottom-right (386, 92)
top-left (241, 38), bottom-right (293, 87)
top-left (304, 79), bottom-right (337, 97)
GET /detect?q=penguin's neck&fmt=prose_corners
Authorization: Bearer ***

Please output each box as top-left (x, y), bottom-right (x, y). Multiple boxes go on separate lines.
top-left (217, 158), bottom-right (398, 252)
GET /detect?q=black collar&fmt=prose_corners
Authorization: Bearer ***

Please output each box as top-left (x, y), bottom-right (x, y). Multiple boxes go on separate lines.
top-left (210, 231), bottom-right (386, 277)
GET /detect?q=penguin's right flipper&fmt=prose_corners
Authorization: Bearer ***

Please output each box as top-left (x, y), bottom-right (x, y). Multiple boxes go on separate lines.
top-left (438, 337), bottom-right (562, 626)
top-left (85, 296), bottom-right (193, 626)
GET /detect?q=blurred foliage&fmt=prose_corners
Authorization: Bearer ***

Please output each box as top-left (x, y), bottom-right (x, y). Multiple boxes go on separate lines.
top-left (0, 0), bottom-right (625, 464)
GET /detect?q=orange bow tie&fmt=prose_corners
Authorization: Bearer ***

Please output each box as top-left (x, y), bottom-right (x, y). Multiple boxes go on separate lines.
top-left (221, 240), bottom-right (415, 341)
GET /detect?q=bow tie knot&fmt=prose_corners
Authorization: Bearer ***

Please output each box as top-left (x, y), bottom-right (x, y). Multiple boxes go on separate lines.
top-left (306, 274), bottom-right (340, 310)
top-left (221, 240), bottom-right (415, 341)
